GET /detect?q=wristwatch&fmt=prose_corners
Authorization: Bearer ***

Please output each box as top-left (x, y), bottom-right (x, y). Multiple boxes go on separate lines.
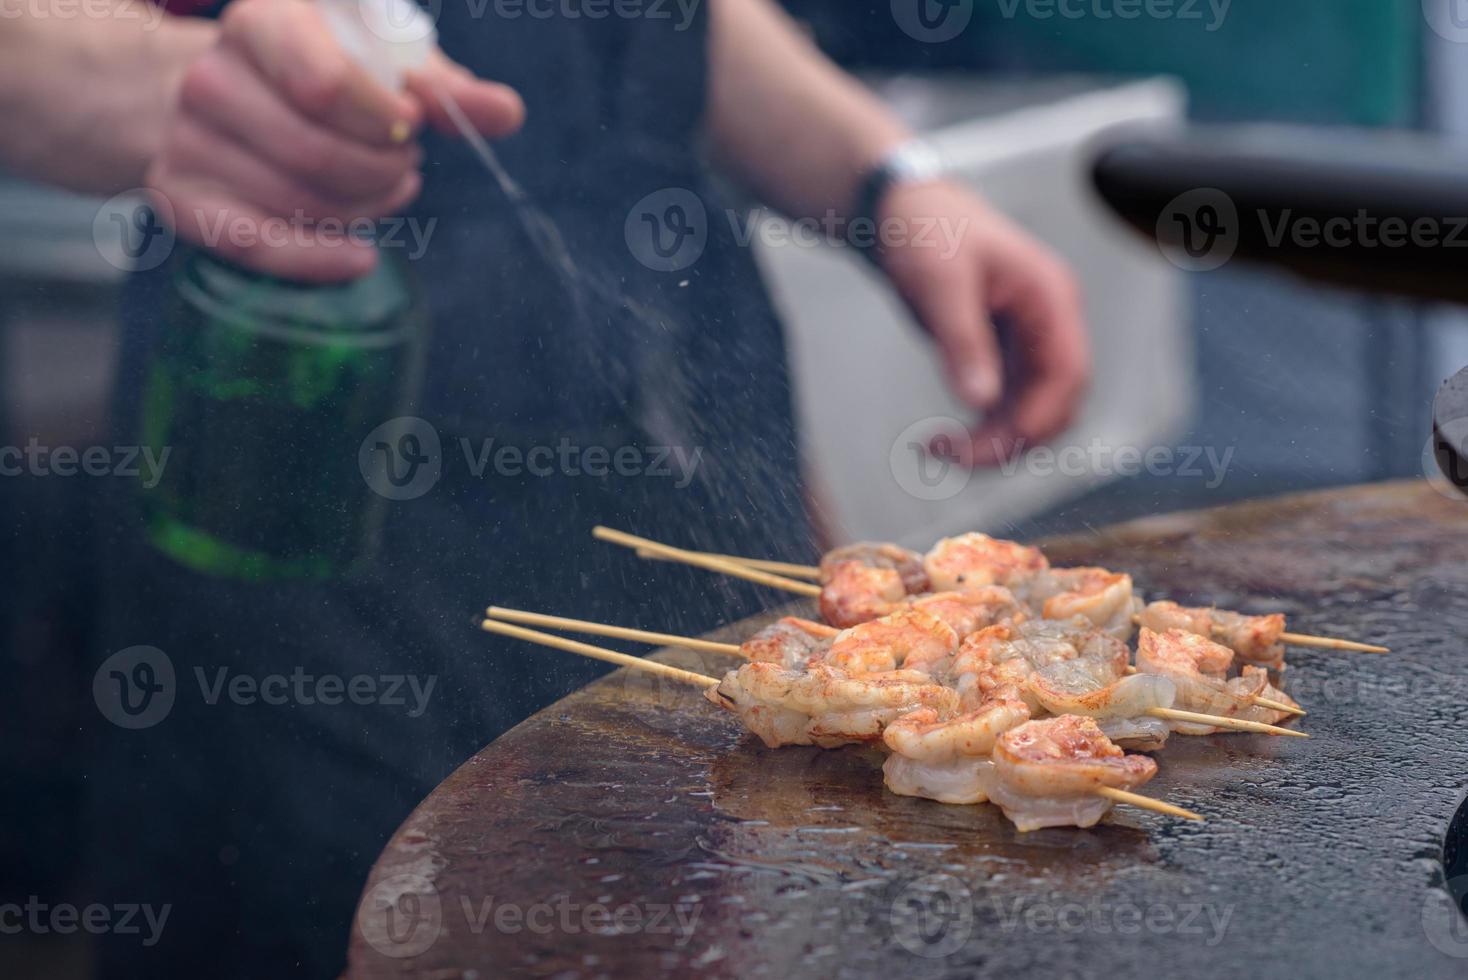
top-left (847, 138), bottom-right (947, 256)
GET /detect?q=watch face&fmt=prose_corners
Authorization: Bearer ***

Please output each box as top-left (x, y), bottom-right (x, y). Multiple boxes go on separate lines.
top-left (889, 141), bottom-right (947, 183)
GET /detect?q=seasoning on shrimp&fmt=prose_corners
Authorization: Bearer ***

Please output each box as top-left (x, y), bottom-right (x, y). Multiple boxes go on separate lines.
top-left (1135, 628), bottom-right (1299, 732)
top-left (1137, 601), bottom-right (1287, 671)
top-left (881, 691), bottom-right (1031, 805)
top-left (988, 715), bottom-right (1159, 832)
top-left (821, 608), bottom-right (958, 675)
top-left (705, 661), bottom-right (958, 749)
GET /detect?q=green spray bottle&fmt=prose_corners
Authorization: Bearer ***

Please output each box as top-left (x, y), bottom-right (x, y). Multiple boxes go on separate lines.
top-left (138, 0), bottom-right (439, 580)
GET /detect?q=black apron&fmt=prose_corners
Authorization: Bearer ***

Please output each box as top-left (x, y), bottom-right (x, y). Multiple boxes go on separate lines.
top-left (88, 6), bottom-right (812, 976)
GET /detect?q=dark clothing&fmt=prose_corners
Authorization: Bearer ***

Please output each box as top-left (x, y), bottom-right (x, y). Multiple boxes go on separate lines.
top-left (88, 7), bottom-right (811, 976)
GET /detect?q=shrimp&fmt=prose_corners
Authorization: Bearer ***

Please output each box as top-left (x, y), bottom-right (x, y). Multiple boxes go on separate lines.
top-left (951, 619), bottom-right (1130, 713)
top-left (1027, 658), bottom-right (1177, 752)
top-left (819, 561), bottom-right (907, 629)
top-left (906, 587), bottom-right (1028, 641)
top-left (1137, 601), bottom-right (1286, 671)
top-left (881, 694), bottom-right (1032, 805)
top-left (1211, 609), bottom-right (1288, 671)
top-left (705, 662), bottom-right (959, 748)
top-left (988, 715), bottom-right (1158, 831)
top-left (819, 543), bottom-right (929, 594)
top-left (822, 608), bottom-right (958, 675)
top-left (923, 532), bottom-right (1049, 593)
top-left (817, 544), bottom-right (929, 628)
top-left (1037, 568), bottom-right (1141, 642)
top-left (1134, 628), bottom-right (1298, 733)
top-left (740, 617), bottom-right (838, 670)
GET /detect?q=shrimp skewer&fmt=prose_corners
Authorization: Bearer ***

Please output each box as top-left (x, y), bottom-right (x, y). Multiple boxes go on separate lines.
top-left (600, 529), bottom-right (1387, 653)
top-left (988, 715), bottom-right (1196, 831)
top-left (484, 619), bottom-right (1208, 825)
top-left (1135, 628), bottom-right (1302, 731)
top-left (705, 661), bottom-right (959, 748)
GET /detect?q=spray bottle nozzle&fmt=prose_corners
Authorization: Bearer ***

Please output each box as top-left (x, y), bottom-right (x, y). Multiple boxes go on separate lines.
top-left (318, 0), bottom-right (438, 92)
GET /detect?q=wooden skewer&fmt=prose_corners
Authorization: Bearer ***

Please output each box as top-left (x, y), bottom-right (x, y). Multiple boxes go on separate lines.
top-left (1147, 706), bottom-right (1308, 738)
top-left (479, 619), bottom-right (720, 689)
top-left (1094, 786), bottom-right (1204, 822)
top-left (1279, 631), bottom-right (1388, 654)
top-left (635, 548), bottom-right (821, 580)
top-left (486, 606), bottom-right (746, 657)
top-left (1251, 695), bottom-right (1306, 716)
top-left (593, 527), bottom-right (823, 598)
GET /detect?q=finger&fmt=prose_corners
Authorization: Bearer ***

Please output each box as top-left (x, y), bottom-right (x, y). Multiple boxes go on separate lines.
top-left (405, 53), bottom-right (526, 139)
top-left (168, 114), bottom-right (421, 223)
top-left (180, 46), bottom-right (421, 200)
top-left (220, 0), bottom-right (421, 145)
top-left (989, 244), bottom-right (1091, 443)
top-left (955, 416), bottom-right (1023, 469)
top-left (149, 170), bottom-right (379, 283)
top-left (906, 262), bottom-right (1004, 411)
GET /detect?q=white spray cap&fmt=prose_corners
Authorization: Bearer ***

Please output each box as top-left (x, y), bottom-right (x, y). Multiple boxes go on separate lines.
top-left (318, 0), bottom-right (437, 92)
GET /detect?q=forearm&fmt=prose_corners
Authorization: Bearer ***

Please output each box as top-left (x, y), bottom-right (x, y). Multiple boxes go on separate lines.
top-left (707, 0), bottom-right (911, 222)
top-left (0, 1), bottom-right (214, 194)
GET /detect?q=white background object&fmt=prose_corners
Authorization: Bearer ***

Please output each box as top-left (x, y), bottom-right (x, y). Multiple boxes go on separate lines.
top-left (754, 77), bottom-right (1191, 545)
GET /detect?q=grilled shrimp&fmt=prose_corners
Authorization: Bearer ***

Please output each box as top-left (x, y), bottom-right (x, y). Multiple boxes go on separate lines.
top-left (951, 619), bottom-right (1130, 711)
top-left (819, 561), bottom-right (907, 629)
top-left (907, 587), bottom-right (1029, 641)
top-left (740, 617), bottom-right (838, 670)
top-left (1038, 568), bottom-right (1141, 642)
top-left (1027, 658), bottom-right (1177, 752)
top-left (923, 532), bottom-right (1049, 593)
top-left (820, 543), bottom-right (929, 593)
top-left (817, 544), bottom-right (929, 629)
top-left (988, 715), bottom-right (1158, 831)
top-left (823, 608), bottom-right (959, 675)
top-left (1137, 601), bottom-right (1286, 671)
top-left (881, 695), bottom-right (1032, 805)
top-left (1135, 628), bottom-right (1297, 733)
top-left (705, 662), bottom-right (959, 749)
